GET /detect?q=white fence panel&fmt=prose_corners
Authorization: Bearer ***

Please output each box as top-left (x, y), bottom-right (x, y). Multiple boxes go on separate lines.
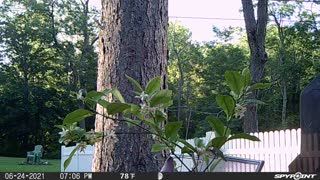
top-left (61, 145), bottom-right (94, 172)
top-left (61, 129), bottom-right (301, 172)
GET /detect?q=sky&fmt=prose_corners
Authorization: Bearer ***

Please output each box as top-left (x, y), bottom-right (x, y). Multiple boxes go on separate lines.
top-left (169, 0), bottom-right (244, 42)
top-left (0, 0), bottom-right (244, 42)
top-left (90, 0), bottom-right (245, 42)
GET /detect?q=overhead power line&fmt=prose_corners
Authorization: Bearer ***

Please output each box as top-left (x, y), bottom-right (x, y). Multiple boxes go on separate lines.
top-left (0, 3), bottom-right (319, 24)
top-left (269, 0), bottom-right (320, 2)
top-left (169, 16), bottom-right (320, 23)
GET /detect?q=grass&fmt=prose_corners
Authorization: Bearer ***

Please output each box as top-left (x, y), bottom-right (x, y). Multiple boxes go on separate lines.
top-left (0, 156), bottom-right (60, 172)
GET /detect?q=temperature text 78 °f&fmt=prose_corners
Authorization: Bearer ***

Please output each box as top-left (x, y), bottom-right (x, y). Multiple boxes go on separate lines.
top-left (120, 173), bottom-right (135, 180)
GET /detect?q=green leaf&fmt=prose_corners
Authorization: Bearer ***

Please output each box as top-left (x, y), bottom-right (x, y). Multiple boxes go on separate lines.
top-left (84, 91), bottom-right (105, 107)
top-left (209, 158), bottom-right (223, 172)
top-left (102, 89), bottom-right (113, 95)
top-left (124, 118), bottom-right (140, 128)
top-left (178, 139), bottom-right (197, 152)
top-left (155, 109), bottom-right (167, 123)
top-left (181, 146), bottom-right (194, 154)
top-left (145, 119), bottom-right (160, 133)
top-left (194, 138), bottom-right (205, 148)
top-left (208, 136), bottom-right (227, 149)
top-left (215, 149), bottom-right (226, 160)
top-left (224, 127), bottom-right (231, 138)
top-left (164, 122), bottom-right (182, 139)
top-left (216, 95), bottom-right (235, 119)
top-left (225, 71), bottom-right (243, 96)
top-left (125, 104), bottom-right (144, 120)
top-left (125, 75), bottom-right (143, 93)
top-left (111, 89), bottom-right (125, 103)
top-left (145, 76), bottom-right (161, 94)
top-left (241, 68), bottom-right (252, 88)
top-left (244, 99), bottom-right (266, 105)
top-left (107, 103), bottom-right (131, 115)
top-left (227, 133), bottom-right (260, 141)
top-left (64, 145), bottom-right (80, 170)
top-left (248, 83), bottom-right (270, 91)
top-left (206, 115), bottom-right (225, 137)
top-left (97, 99), bottom-right (109, 108)
top-left (150, 90), bottom-right (172, 107)
top-left (163, 100), bottom-right (173, 107)
top-left (151, 144), bottom-right (168, 152)
top-left (54, 125), bottom-right (65, 129)
top-left (85, 91), bottom-right (105, 102)
top-left (64, 109), bottom-right (95, 125)
top-left (203, 154), bottom-right (210, 166)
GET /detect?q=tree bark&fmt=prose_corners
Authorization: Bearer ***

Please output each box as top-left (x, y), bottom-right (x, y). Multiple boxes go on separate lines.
top-left (93, 0), bottom-right (168, 172)
top-left (241, 0), bottom-right (268, 133)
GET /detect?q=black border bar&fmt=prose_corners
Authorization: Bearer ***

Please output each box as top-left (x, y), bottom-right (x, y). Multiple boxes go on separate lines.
top-left (1, 172), bottom-right (318, 180)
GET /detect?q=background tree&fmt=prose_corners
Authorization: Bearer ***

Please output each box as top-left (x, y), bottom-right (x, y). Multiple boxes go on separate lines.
top-left (50, 0), bottom-right (99, 129)
top-left (92, 0), bottom-right (168, 172)
top-left (241, 0), bottom-right (269, 133)
top-left (259, 1), bottom-right (320, 131)
top-left (269, 1), bottom-right (295, 128)
top-left (0, 0), bottom-right (98, 157)
top-left (168, 23), bottom-right (248, 137)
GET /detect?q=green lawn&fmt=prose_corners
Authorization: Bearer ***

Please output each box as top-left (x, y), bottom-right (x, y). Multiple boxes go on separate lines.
top-left (0, 157), bottom-right (60, 172)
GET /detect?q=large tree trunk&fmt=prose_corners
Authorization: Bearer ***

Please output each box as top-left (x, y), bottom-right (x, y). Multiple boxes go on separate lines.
top-left (241, 0), bottom-right (268, 133)
top-left (93, 0), bottom-right (168, 172)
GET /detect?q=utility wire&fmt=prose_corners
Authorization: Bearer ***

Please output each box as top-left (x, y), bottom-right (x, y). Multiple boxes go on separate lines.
top-left (1, 6), bottom-right (318, 24)
top-left (168, 107), bottom-right (220, 115)
top-left (169, 16), bottom-right (320, 23)
top-left (269, 0), bottom-right (320, 2)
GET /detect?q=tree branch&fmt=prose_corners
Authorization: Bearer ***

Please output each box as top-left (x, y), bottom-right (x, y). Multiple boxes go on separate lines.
top-left (90, 36), bottom-right (99, 46)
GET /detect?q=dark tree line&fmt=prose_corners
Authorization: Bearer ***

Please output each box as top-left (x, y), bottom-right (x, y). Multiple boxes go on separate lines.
top-left (0, 0), bottom-right (98, 157)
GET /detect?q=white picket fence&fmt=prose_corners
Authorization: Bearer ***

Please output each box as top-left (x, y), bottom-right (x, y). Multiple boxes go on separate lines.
top-left (174, 128), bottom-right (301, 172)
top-left (61, 128), bottom-right (301, 172)
top-left (61, 145), bottom-right (94, 172)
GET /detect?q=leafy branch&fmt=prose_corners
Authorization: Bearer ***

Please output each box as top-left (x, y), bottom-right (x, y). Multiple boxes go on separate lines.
top-left (56, 68), bottom-right (269, 171)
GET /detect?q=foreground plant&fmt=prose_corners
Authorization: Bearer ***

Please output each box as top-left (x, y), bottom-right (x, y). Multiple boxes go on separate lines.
top-left (56, 68), bottom-right (269, 171)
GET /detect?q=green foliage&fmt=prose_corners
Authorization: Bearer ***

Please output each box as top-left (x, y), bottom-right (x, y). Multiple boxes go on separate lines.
top-left (216, 95), bottom-right (235, 120)
top-left (164, 122), bottom-right (183, 139)
top-left (151, 144), bottom-right (168, 153)
top-left (258, 2), bottom-right (320, 131)
top-left (168, 22), bottom-right (249, 138)
top-left (241, 68), bottom-right (252, 87)
top-left (63, 145), bottom-right (80, 170)
top-left (248, 83), bottom-right (270, 91)
top-left (58, 71), bottom-right (265, 172)
top-left (64, 110), bottom-right (95, 125)
top-left (225, 71), bottom-right (243, 96)
top-left (0, 0), bottom-right (99, 156)
top-left (106, 103), bottom-right (130, 115)
top-left (208, 137), bottom-right (227, 149)
top-left (111, 89), bottom-right (126, 103)
top-left (2, 0), bottom-right (318, 171)
top-left (150, 90), bottom-right (172, 107)
top-left (125, 75), bottom-right (143, 93)
top-left (145, 77), bottom-right (161, 95)
top-left (206, 115), bottom-right (225, 137)
top-left (227, 133), bottom-right (259, 142)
